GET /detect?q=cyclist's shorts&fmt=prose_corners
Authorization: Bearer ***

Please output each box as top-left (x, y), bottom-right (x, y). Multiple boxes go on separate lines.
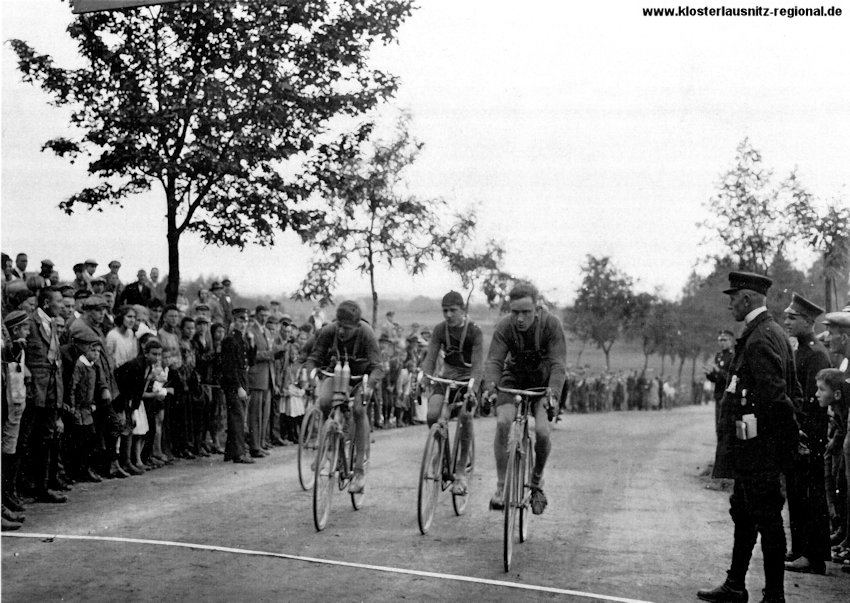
top-left (495, 370), bottom-right (549, 409)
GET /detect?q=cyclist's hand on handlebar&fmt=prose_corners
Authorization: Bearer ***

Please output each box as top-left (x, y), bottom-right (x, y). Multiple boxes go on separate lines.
top-left (545, 387), bottom-right (558, 421)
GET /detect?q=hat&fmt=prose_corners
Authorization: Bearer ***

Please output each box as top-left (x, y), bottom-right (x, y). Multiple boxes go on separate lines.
top-left (232, 307), bottom-right (248, 318)
top-left (74, 289), bottom-right (92, 300)
top-left (441, 290), bottom-right (464, 307)
top-left (336, 300), bottom-right (362, 327)
top-left (195, 315), bottom-right (210, 324)
top-left (3, 310), bottom-right (28, 330)
top-left (72, 330), bottom-right (101, 346)
top-left (722, 271), bottom-right (772, 296)
top-left (265, 315), bottom-right (279, 324)
top-left (823, 311), bottom-right (850, 329)
top-left (41, 259), bottom-right (54, 267)
top-left (73, 263), bottom-right (85, 273)
top-left (108, 260), bottom-right (121, 268)
top-left (82, 295), bottom-right (107, 309)
top-left (784, 292), bottom-right (824, 320)
top-left (270, 300), bottom-right (280, 306)
top-left (210, 281), bottom-right (223, 291)
top-left (90, 276), bottom-right (106, 285)
top-left (194, 303), bottom-right (210, 312)
top-left (379, 332), bottom-right (391, 343)
top-left (59, 285), bottom-right (76, 297)
top-left (221, 278), bottom-right (232, 286)
top-left (280, 314), bottom-right (293, 326)
top-left (84, 258), bottom-right (98, 266)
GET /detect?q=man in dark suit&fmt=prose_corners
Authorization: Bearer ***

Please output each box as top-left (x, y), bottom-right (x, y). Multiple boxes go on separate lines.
top-left (221, 308), bottom-right (255, 463)
top-left (699, 272), bottom-right (800, 603)
top-left (705, 329), bottom-right (735, 434)
top-left (246, 305), bottom-right (273, 456)
top-left (782, 293), bottom-right (832, 574)
top-left (16, 288), bottom-right (66, 503)
top-left (212, 281), bottom-right (233, 330)
top-left (116, 269), bottom-right (152, 310)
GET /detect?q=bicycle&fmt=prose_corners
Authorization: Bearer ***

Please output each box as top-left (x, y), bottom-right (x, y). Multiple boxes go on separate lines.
top-left (498, 385), bottom-right (547, 572)
top-left (417, 376), bottom-right (476, 535)
top-left (312, 368), bottom-right (369, 532)
top-left (297, 381), bottom-right (321, 491)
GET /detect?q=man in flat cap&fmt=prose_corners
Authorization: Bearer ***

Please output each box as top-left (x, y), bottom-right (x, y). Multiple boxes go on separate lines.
top-left (782, 293), bottom-right (831, 574)
top-left (25, 260), bottom-right (54, 293)
top-left (212, 281), bottom-right (232, 330)
top-left (699, 272), bottom-right (800, 603)
top-left (71, 263), bottom-right (91, 293)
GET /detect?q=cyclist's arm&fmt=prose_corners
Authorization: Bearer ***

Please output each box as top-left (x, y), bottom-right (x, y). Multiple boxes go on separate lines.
top-left (303, 325), bottom-right (332, 376)
top-left (469, 325), bottom-right (485, 387)
top-left (483, 318), bottom-right (511, 391)
top-left (542, 315), bottom-right (568, 398)
top-left (420, 323), bottom-right (443, 378)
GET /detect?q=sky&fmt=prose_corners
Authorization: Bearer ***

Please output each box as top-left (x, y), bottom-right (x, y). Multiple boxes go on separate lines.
top-left (1, 0), bottom-right (848, 305)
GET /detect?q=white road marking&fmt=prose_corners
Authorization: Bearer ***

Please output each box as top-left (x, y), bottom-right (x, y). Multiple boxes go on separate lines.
top-left (3, 532), bottom-right (655, 603)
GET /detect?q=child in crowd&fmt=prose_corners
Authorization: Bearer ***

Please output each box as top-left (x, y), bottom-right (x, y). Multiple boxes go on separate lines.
top-left (67, 335), bottom-right (101, 482)
top-left (816, 368), bottom-right (849, 565)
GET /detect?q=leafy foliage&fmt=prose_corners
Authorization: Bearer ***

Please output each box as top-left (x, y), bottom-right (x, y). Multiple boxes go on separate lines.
top-left (9, 0), bottom-right (414, 300)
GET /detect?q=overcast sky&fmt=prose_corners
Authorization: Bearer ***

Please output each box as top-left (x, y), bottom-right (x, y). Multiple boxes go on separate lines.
top-left (2, 0), bottom-right (848, 304)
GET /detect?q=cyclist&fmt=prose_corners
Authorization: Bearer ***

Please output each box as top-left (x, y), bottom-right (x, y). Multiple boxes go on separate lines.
top-left (303, 300), bottom-right (382, 494)
top-left (421, 291), bottom-right (485, 496)
top-left (483, 282), bottom-right (566, 515)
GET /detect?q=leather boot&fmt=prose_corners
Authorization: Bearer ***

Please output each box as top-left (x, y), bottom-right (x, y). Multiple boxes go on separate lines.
top-left (108, 460), bottom-right (130, 479)
top-left (697, 581), bottom-right (748, 603)
top-left (1, 453), bottom-right (25, 512)
top-left (1, 517), bottom-right (22, 531)
top-left (2, 504), bottom-right (25, 523)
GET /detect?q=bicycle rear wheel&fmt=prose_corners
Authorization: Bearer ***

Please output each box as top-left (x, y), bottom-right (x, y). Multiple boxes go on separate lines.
top-left (451, 421), bottom-right (474, 516)
top-left (503, 432), bottom-right (520, 572)
top-left (349, 435), bottom-right (366, 510)
top-left (298, 407), bottom-right (322, 491)
top-left (519, 434), bottom-right (533, 542)
top-left (417, 425), bottom-right (443, 535)
top-left (312, 420), bottom-right (338, 531)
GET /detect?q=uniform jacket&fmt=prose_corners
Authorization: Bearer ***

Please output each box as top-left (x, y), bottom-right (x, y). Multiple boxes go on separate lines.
top-left (24, 312), bottom-right (63, 408)
top-left (220, 331), bottom-right (254, 390)
top-left (713, 311), bottom-right (800, 480)
top-left (706, 348), bottom-right (734, 401)
top-left (792, 332), bottom-right (831, 454)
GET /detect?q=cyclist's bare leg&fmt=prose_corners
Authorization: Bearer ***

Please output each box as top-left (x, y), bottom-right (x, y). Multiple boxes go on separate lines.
top-left (493, 400), bottom-right (517, 490)
top-left (532, 401), bottom-right (551, 488)
top-left (426, 393), bottom-right (445, 428)
top-left (352, 393), bottom-right (368, 473)
top-left (316, 379), bottom-right (334, 416)
top-left (457, 407), bottom-right (473, 472)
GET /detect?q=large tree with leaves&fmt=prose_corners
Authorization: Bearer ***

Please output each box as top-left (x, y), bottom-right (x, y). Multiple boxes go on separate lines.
top-left (700, 138), bottom-right (788, 274)
top-left (294, 113), bottom-right (471, 326)
top-left (569, 255), bottom-right (634, 371)
top-left (9, 0), bottom-right (414, 301)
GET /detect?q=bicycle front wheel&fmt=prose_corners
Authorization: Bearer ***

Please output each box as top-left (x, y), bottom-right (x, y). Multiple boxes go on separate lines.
top-left (451, 421), bottom-right (474, 516)
top-left (312, 419), bottom-right (338, 531)
top-left (519, 434), bottom-right (533, 543)
top-left (503, 432), bottom-right (520, 572)
top-left (298, 407), bottom-right (322, 491)
top-left (417, 425), bottom-right (443, 535)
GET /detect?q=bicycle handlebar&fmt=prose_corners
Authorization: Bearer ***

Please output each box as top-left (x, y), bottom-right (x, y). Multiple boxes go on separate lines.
top-left (496, 386), bottom-right (547, 398)
top-left (425, 375), bottom-right (475, 391)
top-left (318, 370), bottom-right (365, 382)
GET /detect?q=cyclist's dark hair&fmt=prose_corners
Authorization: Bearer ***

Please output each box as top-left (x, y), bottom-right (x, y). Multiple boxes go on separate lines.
top-left (508, 282), bottom-right (538, 304)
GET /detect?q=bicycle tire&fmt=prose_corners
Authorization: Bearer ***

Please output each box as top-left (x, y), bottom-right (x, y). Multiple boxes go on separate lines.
top-left (349, 435), bottom-right (366, 510)
top-left (312, 419), bottom-right (338, 532)
top-left (298, 407), bottom-right (322, 491)
top-left (451, 421), bottom-right (473, 516)
top-left (503, 430), bottom-right (519, 572)
top-left (417, 424), bottom-right (443, 535)
top-left (519, 432), bottom-right (533, 543)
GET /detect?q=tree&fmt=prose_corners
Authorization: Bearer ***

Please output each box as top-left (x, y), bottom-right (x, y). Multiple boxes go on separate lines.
top-left (569, 255), bottom-right (634, 371)
top-left (10, 0), bottom-right (414, 302)
top-left (784, 174), bottom-right (850, 312)
top-left (294, 113), bottom-right (467, 326)
top-left (700, 138), bottom-right (788, 274)
top-left (444, 236), bottom-right (508, 308)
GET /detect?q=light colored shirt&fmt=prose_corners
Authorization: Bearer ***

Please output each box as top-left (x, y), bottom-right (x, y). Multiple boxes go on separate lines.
top-left (744, 306), bottom-right (767, 325)
top-left (106, 327), bottom-right (139, 368)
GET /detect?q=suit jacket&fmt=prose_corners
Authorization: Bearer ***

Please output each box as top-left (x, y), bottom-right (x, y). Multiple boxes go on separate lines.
top-left (116, 281), bottom-right (152, 309)
top-left (24, 312), bottom-right (63, 408)
top-left (713, 311), bottom-right (800, 480)
top-left (247, 320), bottom-right (275, 391)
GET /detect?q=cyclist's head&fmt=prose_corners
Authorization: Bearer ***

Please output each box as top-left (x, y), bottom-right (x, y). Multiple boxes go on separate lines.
top-left (336, 300), bottom-right (362, 341)
top-left (508, 282), bottom-right (538, 332)
top-left (441, 290), bottom-right (465, 327)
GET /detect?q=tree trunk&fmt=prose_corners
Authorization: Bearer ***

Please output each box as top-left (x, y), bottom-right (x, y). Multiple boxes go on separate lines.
top-left (576, 341), bottom-right (586, 365)
top-left (602, 344), bottom-right (611, 372)
top-left (643, 352), bottom-right (649, 372)
top-left (660, 353), bottom-right (666, 376)
top-left (369, 264), bottom-right (378, 327)
top-left (166, 198), bottom-right (180, 305)
top-left (690, 356), bottom-right (698, 404)
top-left (677, 356), bottom-right (685, 383)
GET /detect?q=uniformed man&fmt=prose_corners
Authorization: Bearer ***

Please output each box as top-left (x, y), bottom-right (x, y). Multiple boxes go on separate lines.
top-left (698, 272), bottom-right (800, 603)
top-left (782, 293), bottom-right (831, 574)
top-left (705, 329), bottom-right (735, 434)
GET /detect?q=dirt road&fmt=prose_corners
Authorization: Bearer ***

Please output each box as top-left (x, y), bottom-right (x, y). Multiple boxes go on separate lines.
top-left (3, 404), bottom-right (847, 602)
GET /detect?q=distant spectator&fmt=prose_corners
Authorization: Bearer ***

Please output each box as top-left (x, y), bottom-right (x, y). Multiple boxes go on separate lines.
top-left (11, 253), bottom-right (27, 281)
top-left (117, 270), bottom-right (153, 309)
top-left (25, 259), bottom-right (53, 293)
